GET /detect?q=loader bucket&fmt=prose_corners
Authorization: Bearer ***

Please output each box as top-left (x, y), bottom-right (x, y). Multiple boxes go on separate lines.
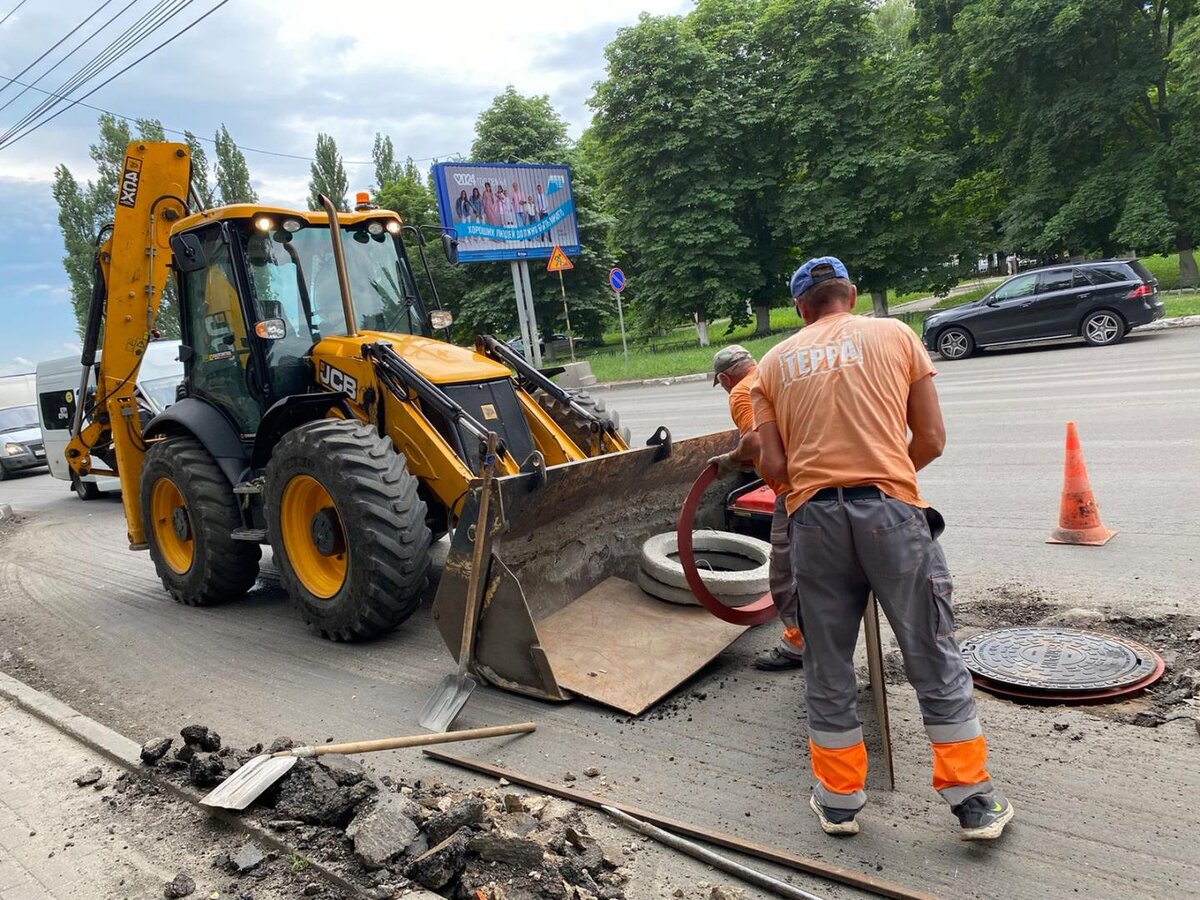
top-left (431, 428), bottom-right (756, 715)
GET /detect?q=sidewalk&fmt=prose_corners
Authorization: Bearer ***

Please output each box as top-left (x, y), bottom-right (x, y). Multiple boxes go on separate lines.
top-left (0, 697), bottom-right (335, 900)
top-left (0, 696), bottom-right (178, 898)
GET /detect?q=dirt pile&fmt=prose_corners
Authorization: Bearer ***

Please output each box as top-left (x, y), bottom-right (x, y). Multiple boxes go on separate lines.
top-left (141, 725), bottom-right (632, 900)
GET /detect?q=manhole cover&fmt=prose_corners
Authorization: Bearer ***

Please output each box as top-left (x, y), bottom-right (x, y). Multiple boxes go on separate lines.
top-left (960, 627), bottom-right (1164, 701)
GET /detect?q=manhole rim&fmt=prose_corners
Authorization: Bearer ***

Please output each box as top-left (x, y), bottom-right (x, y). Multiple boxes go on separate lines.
top-left (960, 625), bottom-right (1163, 694)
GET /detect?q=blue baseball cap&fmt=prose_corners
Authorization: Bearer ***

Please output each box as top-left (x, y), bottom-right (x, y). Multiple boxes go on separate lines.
top-left (790, 256), bottom-right (849, 298)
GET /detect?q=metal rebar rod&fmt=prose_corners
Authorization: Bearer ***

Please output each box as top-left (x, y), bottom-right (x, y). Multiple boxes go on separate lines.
top-left (601, 805), bottom-right (826, 900)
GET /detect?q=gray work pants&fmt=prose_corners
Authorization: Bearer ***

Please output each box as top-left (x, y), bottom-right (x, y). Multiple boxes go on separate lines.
top-left (769, 495), bottom-right (804, 658)
top-left (790, 491), bottom-right (993, 809)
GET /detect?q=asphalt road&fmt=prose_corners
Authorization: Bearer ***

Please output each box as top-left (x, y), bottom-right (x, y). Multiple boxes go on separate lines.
top-left (1, 327), bottom-right (1198, 899)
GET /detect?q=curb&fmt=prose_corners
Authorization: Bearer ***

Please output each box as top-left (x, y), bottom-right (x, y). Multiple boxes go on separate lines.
top-left (0, 671), bottom-right (371, 898)
top-left (587, 315), bottom-right (1200, 389)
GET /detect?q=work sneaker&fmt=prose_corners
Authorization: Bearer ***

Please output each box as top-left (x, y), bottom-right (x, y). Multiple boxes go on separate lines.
top-left (809, 794), bottom-right (860, 836)
top-left (953, 792), bottom-right (1014, 841)
top-left (753, 647), bottom-right (804, 671)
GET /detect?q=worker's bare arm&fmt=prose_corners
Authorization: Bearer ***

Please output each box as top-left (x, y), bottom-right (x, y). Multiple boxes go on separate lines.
top-left (733, 430), bottom-right (762, 464)
top-left (757, 422), bottom-right (788, 485)
top-left (906, 374), bottom-right (946, 472)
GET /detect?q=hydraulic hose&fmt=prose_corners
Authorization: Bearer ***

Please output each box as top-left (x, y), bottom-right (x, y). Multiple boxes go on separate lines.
top-left (675, 462), bottom-right (777, 626)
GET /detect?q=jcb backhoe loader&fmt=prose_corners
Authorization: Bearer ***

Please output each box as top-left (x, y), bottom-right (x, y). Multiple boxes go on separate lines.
top-left (67, 142), bottom-right (746, 712)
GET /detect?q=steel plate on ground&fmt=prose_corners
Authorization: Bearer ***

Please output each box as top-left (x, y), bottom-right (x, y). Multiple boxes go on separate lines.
top-left (538, 576), bottom-right (748, 715)
top-left (961, 626), bottom-right (1163, 698)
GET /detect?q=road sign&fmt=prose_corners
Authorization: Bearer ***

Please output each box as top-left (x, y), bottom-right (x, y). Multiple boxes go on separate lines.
top-left (547, 245), bottom-right (573, 272)
top-left (609, 267), bottom-right (626, 293)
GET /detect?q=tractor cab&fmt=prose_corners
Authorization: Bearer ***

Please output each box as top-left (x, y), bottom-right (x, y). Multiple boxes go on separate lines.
top-left (167, 206), bottom-right (433, 435)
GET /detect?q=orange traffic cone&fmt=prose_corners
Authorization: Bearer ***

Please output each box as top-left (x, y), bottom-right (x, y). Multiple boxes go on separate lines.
top-left (1047, 421), bottom-right (1116, 546)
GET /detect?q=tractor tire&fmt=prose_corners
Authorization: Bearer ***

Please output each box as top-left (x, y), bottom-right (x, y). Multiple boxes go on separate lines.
top-left (264, 419), bottom-right (431, 642)
top-left (141, 436), bottom-right (261, 606)
top-left (534, 388), bottom-right (631, 452)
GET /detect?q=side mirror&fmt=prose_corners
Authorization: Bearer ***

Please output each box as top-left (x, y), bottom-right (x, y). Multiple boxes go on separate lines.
top-left (254, 319), bottom-right (287, 340)
top-left (170, 232), bottom-right (208, 273)
top-left (442, 233), bottom-right (459, 266)
top-left (430, 310), bottom-right (454, 330)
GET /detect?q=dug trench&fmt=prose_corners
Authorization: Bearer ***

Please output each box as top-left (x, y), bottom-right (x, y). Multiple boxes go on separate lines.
top-left (874, 583), bottom-right (1200, 729)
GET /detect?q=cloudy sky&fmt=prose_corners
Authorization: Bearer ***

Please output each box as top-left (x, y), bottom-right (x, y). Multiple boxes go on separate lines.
top-left (0, 0), bottom-right (690, 375)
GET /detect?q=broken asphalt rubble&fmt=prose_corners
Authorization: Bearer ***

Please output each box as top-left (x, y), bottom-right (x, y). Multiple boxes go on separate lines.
top-left (140, 725), bottom-right (634, 900)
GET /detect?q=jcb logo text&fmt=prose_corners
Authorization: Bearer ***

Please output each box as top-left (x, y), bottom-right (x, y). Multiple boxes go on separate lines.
top-left (118, 157), bottom-right (142, 208)
top-left (319, 362), bottom-right (357, 399)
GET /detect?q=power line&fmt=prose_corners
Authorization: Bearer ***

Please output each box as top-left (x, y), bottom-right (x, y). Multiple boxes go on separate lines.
top-left (0, 0), bottom-right (193, 143)
top-left (0, 0), bottom-right (227, 150)
top-left (0, 0), bottom-right (138, 115)
top-left (0, 0), bottom-right (30, 29)
top-left (0, 71), bottom-right (464, 165)
top-left (0, 0), bottom-right (117, 100)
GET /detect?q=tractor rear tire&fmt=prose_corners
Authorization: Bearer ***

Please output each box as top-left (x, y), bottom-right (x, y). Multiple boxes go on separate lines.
top-left (534, 388), bottom-right (631, 452)
top-left (265, 419), bottom-right (432, 642)
top-left (141, 436), bottom-right (261, 606)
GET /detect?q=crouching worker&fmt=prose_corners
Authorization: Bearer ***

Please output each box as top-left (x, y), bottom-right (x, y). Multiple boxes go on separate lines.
top-left (709, 345), bottom-right (805, 672)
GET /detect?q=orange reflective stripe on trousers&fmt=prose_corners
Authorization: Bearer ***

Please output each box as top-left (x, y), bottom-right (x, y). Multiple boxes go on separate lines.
top-left (809, 739), bottom-right (867, 796)
top-left (931, 734), bottom-right (990, 793)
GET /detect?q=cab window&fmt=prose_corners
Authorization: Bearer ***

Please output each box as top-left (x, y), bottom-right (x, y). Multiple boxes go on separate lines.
top-left (179, 227), bottom-right (261, 434)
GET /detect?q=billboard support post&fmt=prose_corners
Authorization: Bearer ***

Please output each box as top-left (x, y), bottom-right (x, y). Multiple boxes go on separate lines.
top-left (510, 261), bottom-right (534, 365)
top-left (557, 271), bottom-right (576, 363)
top-left (518, 259), bottom-right (542, 368)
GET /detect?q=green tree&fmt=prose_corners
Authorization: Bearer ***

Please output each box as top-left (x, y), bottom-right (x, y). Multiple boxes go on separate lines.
top-left (372, 133), bottom-right (404, 190)
top-left (184, 131), bottom-right (217, 208)
top-left (307, 132), bottom-right (349, 212)
top-left (689, 0), bottom-right (791, 335)
top-left (376, 157), bottom-right (437, 227)
top-left (916, 0), bottom-right (1200, 286)
top-left (759, 0), bottom-right (960, 316)
top-left (589, 13), bottom-right (759, 345)
top-left (52, 114), bottom-right (183, 339)
top-left (470, 86), bottom-right (568, 163)
top-left (214, 124), bottom-right (257, 204)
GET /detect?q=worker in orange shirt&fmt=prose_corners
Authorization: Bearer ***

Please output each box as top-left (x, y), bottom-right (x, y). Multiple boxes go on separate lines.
top-left (709, 346), bottom-right (805, 671)
top-left (751, 257), bottom-right (1013, 841)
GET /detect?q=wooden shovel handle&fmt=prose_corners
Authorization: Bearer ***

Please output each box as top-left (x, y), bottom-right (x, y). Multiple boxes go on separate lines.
top-left (291, 721), bottom-right (536, 758)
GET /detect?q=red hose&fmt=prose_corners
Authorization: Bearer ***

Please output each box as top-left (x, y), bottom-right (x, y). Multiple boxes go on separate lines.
top-left (675, 463), bottom-right (778, 626)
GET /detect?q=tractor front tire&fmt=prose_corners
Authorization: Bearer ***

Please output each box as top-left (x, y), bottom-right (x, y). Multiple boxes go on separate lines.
top-left (141, 436), bottom-right (261, 606)
top-left (265, 419), bottom-right (431, 641)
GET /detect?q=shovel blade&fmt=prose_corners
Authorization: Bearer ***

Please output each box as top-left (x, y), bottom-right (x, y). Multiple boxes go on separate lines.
top-left (418, 673), bottom-right (478, 733)
top-left (199, 754), bottom-right (298, 810)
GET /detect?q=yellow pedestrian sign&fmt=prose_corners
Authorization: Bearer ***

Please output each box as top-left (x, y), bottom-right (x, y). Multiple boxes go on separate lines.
top-left (547, 245), bottom-right (574, 272)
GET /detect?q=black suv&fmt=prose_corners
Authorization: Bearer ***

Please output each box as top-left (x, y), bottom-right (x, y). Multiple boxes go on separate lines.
top-left (922, 260), bottom-right (1164, 360)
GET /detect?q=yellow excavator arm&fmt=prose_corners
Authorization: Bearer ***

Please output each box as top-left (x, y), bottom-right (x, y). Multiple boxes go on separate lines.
top-left (65, 142), bottom-right (192, 549)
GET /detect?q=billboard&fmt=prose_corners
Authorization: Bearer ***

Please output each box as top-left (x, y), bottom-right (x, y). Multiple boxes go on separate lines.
top-left (432, 162), bottom-right (580, 263)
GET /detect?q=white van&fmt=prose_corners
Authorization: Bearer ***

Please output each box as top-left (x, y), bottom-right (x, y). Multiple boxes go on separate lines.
top-left (36, 341), bottom-right (183, 500)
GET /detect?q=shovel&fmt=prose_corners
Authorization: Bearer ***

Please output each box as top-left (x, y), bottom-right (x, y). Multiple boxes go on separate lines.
top-left (418, 431), bottom-right (500, 732)
top-left (200, 720), bottom-right (535, 810)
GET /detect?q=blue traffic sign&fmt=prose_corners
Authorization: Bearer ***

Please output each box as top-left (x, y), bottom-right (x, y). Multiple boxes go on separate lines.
top-left (608, 267), bottom-right (626, 293)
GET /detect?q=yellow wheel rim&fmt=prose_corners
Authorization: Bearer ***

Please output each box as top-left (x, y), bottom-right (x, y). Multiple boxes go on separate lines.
top-left (280, 474), bottom-right (347, 600)
top-left (149, 477), bottom-right (193, 575)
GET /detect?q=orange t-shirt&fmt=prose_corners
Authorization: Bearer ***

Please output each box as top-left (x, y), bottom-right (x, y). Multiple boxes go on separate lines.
top-left (751, 312), bottom-right (937, 516)
top-left (728, 372), bottom-right (789, 497)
